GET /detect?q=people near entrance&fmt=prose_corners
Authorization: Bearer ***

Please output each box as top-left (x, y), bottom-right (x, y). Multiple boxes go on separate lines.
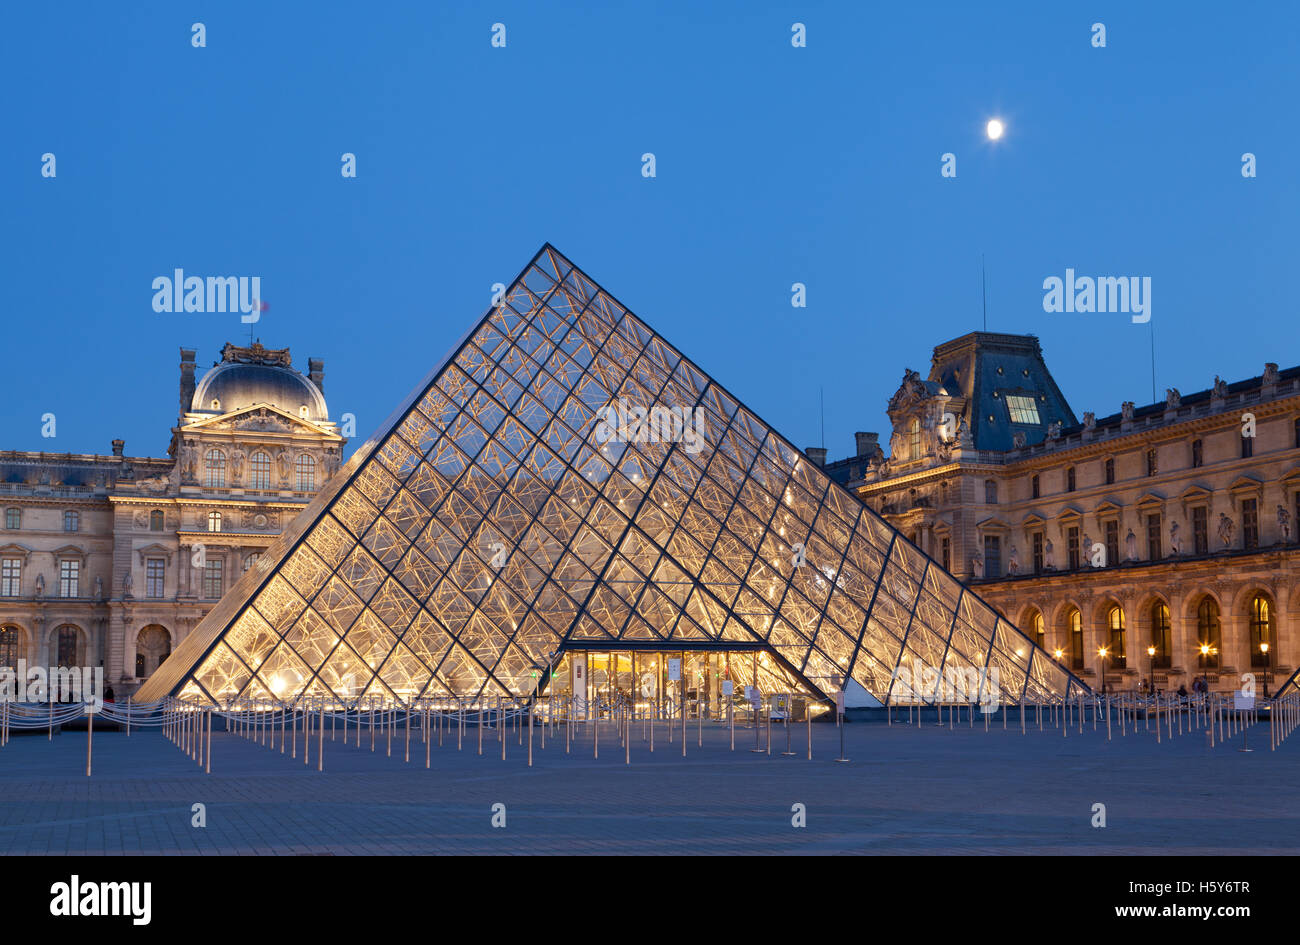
top-left (103, 686), bottom-right (115, 703)
top-left (1177, 684), bottom-right (1189, 704)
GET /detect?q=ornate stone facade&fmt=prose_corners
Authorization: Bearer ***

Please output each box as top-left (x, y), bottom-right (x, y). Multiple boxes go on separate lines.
top-left (817, 332), bottom-right (1299, 694)
top-left (0, 343), bottom-right (345, 695)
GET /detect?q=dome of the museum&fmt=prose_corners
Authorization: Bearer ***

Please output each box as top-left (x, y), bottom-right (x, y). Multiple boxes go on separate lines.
top-left (191, 343), bottom-right (328, 422)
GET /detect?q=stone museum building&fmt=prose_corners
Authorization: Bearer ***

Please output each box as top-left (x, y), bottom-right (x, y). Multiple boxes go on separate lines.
top-left (817, 331), bottom-right (1300, 695)
top-left (0, 343), bottom-right (345, 695)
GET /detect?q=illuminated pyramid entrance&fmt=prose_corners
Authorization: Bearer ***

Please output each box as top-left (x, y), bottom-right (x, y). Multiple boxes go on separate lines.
top-left (139, 244), bottom-right (1087, 709)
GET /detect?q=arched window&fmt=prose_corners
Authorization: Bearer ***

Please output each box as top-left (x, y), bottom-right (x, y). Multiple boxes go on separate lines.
top-left (135, 625), bottom-right (171, 678)
top-left (243, 552), bottom-right (261, 572)
top-left (208, 511), bottom-right (222, 532)
top-left (1150, 601), bottom-right (1171, 668)
top-left (55, 625), bottom-right (81, 667)
top-left (1106, 605), bottom-right (1127, 670)
top-left (1030, 611), bottom-right (1045, 651)
top-left (0, 625), bottom-right (21, 670)
top-left (1067, 607), bottom-right (1083, 670)
top-left (149, 509), bottom-right (164, 531)
top-left (204, 449), bottom-right (227, 488)
top-left (249, 451), bottom-right (271, 490)
top-left (296, 454), bottom-right (316, 492)
top-left (1249, 594), bottom-right (1273, 667)
top-left (1196, 597), bottom-right (1221, 668)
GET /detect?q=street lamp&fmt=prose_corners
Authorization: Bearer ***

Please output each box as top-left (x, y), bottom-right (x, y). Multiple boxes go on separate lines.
top-left (1261, 642), bottom-right (1271, 698)
top-left (1053, 647), bottom-right (1064, 663)
top-left (1146, 644), bottom-right (1157, 696)
top-left (1097, 646), bottom-right (1110, 696)
top-left (1198, 643), bottom-right (1217, 694)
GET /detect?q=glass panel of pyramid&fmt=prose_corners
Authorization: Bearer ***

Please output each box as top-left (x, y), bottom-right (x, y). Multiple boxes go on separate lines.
top-left (138, 244), bottom-right (1088, 708)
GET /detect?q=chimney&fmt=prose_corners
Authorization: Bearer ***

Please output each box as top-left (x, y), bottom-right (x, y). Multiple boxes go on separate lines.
top-left (111, 439), bottom-right (124, 457)
top-left (854, 431), bottom-right (878, 457)
top-left (179, 348), bottom-right (196, 418)
top-left (308, 358), bottom-right (325, 394)
top-left (805, 446), bottom-right (827, 468)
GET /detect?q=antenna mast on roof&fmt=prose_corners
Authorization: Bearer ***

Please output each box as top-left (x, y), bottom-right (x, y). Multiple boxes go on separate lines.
top-left (981, 254), bottom-right (987, 331)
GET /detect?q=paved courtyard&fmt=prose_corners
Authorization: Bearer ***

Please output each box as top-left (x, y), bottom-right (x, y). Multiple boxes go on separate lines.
top-left (0, 711), bottom-right (1296, 855)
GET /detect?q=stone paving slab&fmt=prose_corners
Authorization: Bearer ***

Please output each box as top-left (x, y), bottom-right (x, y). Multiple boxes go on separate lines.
top-left (0, 713), bottom-right (1295, 855)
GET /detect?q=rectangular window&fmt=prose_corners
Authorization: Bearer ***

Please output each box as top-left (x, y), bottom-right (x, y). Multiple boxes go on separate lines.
top-left (1104, 520), bottom-right (1119, 567)
top-left (146, 558), bottom-right (166, 599)
top-left (1066, 467), bottom-right (1076, 493)
top-left (1242, 498), bottom-right (1259, 550)
top-left (63, 510), bottom-right (79, 532)
top-left (4, 509), bottom-right (19, 529)
top-left (1147, 513), bottom-right (1162, 560)
top-left (1032, 532), bottom-right (1043, 574)
top-left (1146, 448), bottom-right (1158, 477)
top-left (0, 558), bottom-right (19, 597)
top-left (59, 559), bottom-right (79, 598)
top-left (1067, 527), bottom-right (1080, 570)
top-left (1242, 434), bottom-right (1253, 459)
top-left (1031, 475), bottom-right (1040, 499)
top-left (940, 537), bottom-right (950, 572)
top-left (1104, 458), bottom-right (1115, 485)
top-left (1005, 395), bottom-right (1041, 425)
top-left (1192, 439), bottom-right (1203, 468)
top-left (984, 480), bottom-right (997, 504)
top-left (202, 559), bottom-right (224, 599)
top-left (1193, 506), bottom-right (1209, 555)
top-left (983, 535), bottom-right (1001, 580)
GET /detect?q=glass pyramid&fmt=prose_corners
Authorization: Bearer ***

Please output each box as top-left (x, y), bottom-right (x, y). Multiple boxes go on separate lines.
top-left (139, 244), bottom-right (1088, 709)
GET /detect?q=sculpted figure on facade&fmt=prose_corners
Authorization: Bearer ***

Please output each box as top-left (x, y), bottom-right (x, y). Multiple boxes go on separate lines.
top-left (1217, 512), bottom-right (1235, 549)
top-left (1169, 520), bottom-right (1182, 556)
top-left (1278, 505), bottom-right (1291, 544)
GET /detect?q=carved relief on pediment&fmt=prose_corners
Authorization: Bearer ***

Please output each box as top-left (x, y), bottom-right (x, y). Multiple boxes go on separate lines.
top-left (235, 407), bottom-right (294, 433)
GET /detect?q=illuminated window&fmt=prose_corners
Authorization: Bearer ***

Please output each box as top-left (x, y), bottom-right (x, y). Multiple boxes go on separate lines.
top-left (1005, 395), bottom-right (1040, 425)
top-left (1067, 608), bottom-right (1083, 669)
top-left (1030, 611), bottom-right (1045, 650)
top-left (1106, 605), bottom-right (1126, 669)
top-left (908, 418), bottom-right (921, 461)
top-left (249, 451), bottom-right (272, 489)
top-left (1196, 597), bottom-right (1221, 668)
top-left (1145, 448), bottom-right (1157, 477)
top-left (1249, 594), bottom-right (1273, 667)
top-left (208, 511), bottom-right (222, 532)
top-left (204, 449), bottom-right (227, 488)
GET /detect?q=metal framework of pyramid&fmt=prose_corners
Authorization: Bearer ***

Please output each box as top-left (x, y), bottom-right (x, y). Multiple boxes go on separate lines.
top-left (139, 244), bottom-right (1088, 708)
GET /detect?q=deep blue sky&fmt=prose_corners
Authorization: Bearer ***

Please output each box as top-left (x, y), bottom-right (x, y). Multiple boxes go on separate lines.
top-left (4, 2), bottom-right (1296, 462)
